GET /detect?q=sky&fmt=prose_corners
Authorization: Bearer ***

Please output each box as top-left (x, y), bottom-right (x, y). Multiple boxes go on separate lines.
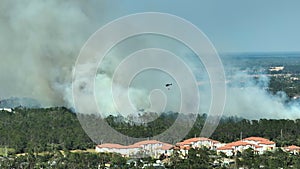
top-left (104, 0), bottom-right (300, 53)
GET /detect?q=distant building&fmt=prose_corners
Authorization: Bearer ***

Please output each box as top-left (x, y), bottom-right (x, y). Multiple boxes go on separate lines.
top-left (293, 95), bottom-right (300, 100)
top-left (217, 137), bottom-right (275, 156)
top-left (95, 136), bottom-right (290, 158)
top-left (243, 137), bottom-right (276, 152)
top-left (133, 140), bottom-right (173, 158)
top-left (269, 66), bottom-right (284, 72)
top-left (0, 108), bottom-right (13, 113)
top-left (283, 145), bottom-right (300, 155)
top-left (95, 140), bottom-right (173, 158)
top-left (217, 146), bottom-right (234, 156)
top-left (176, 137), bottom-right (223, 150)
top-left (173, 137), bottom-right (224, 158)
top-left (95, 143), bottom-right (140, 156)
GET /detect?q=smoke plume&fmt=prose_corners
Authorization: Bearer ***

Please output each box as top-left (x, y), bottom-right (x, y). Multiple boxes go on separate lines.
top-left (0, 0), bottom-right (104, 106)
top-left (224, 71), bottom-right (300, 119)
top-left (0, 0), bottom-right (299, 119)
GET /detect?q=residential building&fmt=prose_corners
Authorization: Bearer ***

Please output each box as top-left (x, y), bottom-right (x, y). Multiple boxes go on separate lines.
top-left (283, 145), bottom-right (300, 155)
top-left (95, 140), bottom-right (173, 158)
top-left (217, 137), bottom-right (276, 156)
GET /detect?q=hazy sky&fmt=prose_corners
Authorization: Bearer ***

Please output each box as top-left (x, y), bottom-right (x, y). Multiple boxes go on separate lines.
top-left (104, 0), bottom-right (300, 53)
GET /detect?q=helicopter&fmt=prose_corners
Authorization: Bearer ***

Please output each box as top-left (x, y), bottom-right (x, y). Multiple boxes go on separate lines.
top-left (165, 83), bottom-right (172, 90)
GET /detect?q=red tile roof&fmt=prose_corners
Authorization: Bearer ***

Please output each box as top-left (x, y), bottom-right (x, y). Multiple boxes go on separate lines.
top-left (179, 137), bottom-right (220, 145)
top-left (97, 140), bottom-right (175, 151)
top-left (97, 143), bottom-right (141, 149)
top-left (217, 141), bottom-right (253, 151)
top-left (183, 137), bottom-right (210, 143)
top-left (244, 137), bottom-right (275, 145)
top-left (285, 145), bottom-right (300, 151)
top-left (176, 141), bottom-right (192, 146)
top-left (126, 144), bottom-right (142, 149)
top-left (97, 143), bottom-right (125, 149)
top-left (172, 145), bottom-right (191, 150)
top-left (161, 143), bottom-right (173, 150)
top-left (217, 137), bottom-right (275, 152)
top-left (244, 137), bottom-right (269, 142)
top-left (226, 141), bottom-right (252, 147)
top-left (217, 146), bottom-right (233, 150)
top-left (258, 140), bottom-right (275, 145)
top-left (134, 140), bottom-right (162, 145)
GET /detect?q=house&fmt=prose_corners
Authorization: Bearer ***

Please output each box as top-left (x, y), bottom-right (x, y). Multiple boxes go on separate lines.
top-left (95, 143), bottom-right (142, 157)
top-left (157, 143), bottom-right (173, 157)
top-left (172, 145), bottom-right (190, 158)
top-left (173, 137), bottom-right (223, 158)
top-left (216, 146), bottom-right (234, 156)
top-left (96, 140), bottom-right (173, 158)
top-left (134, 140), bottom-right (163, 151)
top-left (125, 144), bottom-right (143, 156)
top-left (133, 140), bottom-right (173, 158)
top-left (177, 137), bottom-right (223, 150)
top-left (224, 141), bottom-right (254, 154)
top-left (0, 108), bottom-right (13, 113)
top-left (95, 136), bottom-right (278, 158)
top-left (269, 66), bottom-right (284, 72)
top-left (283, 145), bottom-right (300, 154)
top-left (243, 137), bottom-right (276, 152)
top-left (217, 137), bottom-right (276, 156)
top-left (96, 143), bottom-right (127, 155)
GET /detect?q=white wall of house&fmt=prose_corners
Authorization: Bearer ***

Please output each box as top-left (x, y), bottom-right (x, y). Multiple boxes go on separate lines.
top-left (217, 149), bottom-right (233, 156)
top-left (258, 143), bottom-right (275, 151)
top-left (95, 147), bottom-right (111, 153)
top-left (0, 108), bottom-right (13, 112)
top-left (255, 147), bottom-right (264, 154)
top-left (193, 140), bottom-right (212, 148)
top-left (233, 145), bottom-right (252, 152)
top-left (127, 147), bottom-right (141, 156)
top-left (213, 143), bottom-right (225, 150)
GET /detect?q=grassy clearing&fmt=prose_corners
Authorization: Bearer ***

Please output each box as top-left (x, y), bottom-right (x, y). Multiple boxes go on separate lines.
top-left (70, 149), bottom-right (96, 153)
top-left (15, 149), bottom-right (97, 156)
top-left (0, 147), bottom-right (15, 156)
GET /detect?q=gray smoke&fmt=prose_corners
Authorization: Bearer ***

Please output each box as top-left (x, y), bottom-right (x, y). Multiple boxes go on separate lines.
top-left (0, 0), bottom-right (106, 106)
top-left (224, 71), bottom-right (300, 119)
top-left (0, 0), bottom-right (193, 115)
top-left (0, 0), bottom-right (299, 119)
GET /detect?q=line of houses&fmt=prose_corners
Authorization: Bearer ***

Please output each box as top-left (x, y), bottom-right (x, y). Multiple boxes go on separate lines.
top-left (96, 140), bottom-right (173, 158)
top-left (95, 136), bottom-right (300, 158)
top-left (216, 137), bottom-right (275, 156)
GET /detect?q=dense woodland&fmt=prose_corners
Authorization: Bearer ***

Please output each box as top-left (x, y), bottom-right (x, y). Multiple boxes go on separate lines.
top-left (0, 107), bottom-right (93, 154)
top-left (1, 107), bottom-right (300, 168)
top-left (1, 107), bottom-right (300, 154)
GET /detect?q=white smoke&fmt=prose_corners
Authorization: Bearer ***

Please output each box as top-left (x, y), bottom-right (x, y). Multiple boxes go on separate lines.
top-left (0, 0), bottom-right (105, 106)
top-left (224, 71), bottom-right (300, 119)
top-left (0, 0), bottom-right (299, 119)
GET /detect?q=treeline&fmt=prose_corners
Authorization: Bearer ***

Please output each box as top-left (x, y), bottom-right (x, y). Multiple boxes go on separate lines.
top-left (106, 113), bottom-right (300, 147)
top-left (211, 118), bottom-right (300, 146)
top-left (0, 151), bottom-right (127, 169)
top-left (0, 107), bottom-right (93, 154)
top-left (1, 107), bottom-right (300, 154)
